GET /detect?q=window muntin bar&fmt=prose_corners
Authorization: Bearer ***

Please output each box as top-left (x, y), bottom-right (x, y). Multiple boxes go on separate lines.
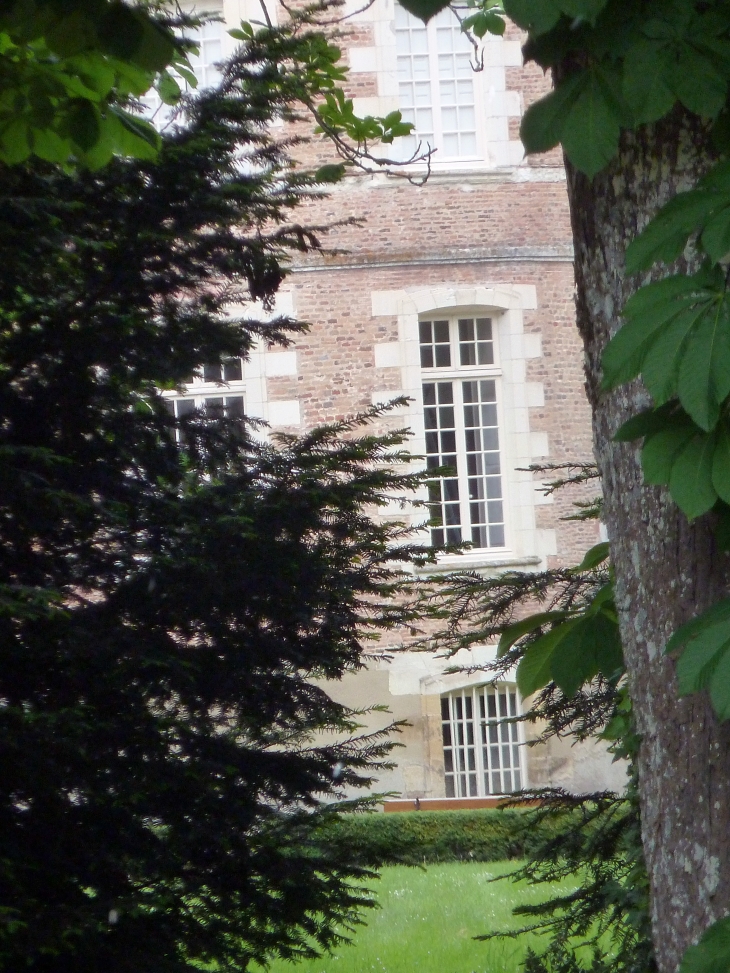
top-left (420, 317), bottom-right (504, 550)
top-left (442, 685), bottom-right (524, 797)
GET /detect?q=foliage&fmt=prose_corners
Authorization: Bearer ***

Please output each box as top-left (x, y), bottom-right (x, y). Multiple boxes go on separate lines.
top-left (417, 462), bottom-right (653, 973)
top-left (0, 13), bottom-right (433, 971)
top-left (0, 0), bottom-right (191, 165)
top-left (396, 0), bottom-right (730, 964)
top-left (317, 808), bottom-right (575, 865)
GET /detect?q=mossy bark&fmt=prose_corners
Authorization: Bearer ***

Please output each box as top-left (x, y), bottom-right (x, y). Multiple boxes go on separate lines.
top-left (565, 112), bottom-right (730, 973)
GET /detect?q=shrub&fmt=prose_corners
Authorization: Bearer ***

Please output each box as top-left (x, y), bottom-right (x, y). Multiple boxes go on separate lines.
top-left (319, 808), bottom-right (573, 865)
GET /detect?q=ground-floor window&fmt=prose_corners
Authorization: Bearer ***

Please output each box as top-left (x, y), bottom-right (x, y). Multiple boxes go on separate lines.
top-left (441, 684), bottom-right (523, 797)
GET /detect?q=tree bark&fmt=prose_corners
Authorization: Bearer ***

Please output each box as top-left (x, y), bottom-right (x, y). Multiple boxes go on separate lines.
top-left (565, 111), bottom-right (730, 973)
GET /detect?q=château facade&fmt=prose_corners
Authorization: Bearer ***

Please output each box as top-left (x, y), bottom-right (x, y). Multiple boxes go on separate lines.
top-left (160, 0), bottom-right (627, 803)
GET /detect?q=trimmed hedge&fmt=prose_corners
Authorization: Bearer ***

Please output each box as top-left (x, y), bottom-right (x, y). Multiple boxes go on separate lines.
top-left (320, 809), bottom-right (572, 865)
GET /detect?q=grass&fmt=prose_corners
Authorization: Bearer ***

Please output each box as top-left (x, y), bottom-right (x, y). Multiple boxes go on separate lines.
top-left (256, 861), bottom-right (576, 973)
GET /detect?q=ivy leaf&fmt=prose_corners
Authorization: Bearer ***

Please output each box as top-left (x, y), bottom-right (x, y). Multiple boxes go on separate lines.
top-left (560, 67), bottom-right (623, 177)
top-left (680, 916), bottom-right (730, 973)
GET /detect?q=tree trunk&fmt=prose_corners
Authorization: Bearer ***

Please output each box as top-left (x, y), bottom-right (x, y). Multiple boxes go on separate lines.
top-left (565, 111), bottom-right (730, 973)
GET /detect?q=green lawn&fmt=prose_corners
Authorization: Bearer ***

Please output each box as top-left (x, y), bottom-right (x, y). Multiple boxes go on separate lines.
top-left (257, 861), bottom-right (573, 973)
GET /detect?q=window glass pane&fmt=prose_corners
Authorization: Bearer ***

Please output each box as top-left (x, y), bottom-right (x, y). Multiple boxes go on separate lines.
top-left (223, 358), bottom-right (243, 382)
top-left (203, 363), bottom-right (222, 382)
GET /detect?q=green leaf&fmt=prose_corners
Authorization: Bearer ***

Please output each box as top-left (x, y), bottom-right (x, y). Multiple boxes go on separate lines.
top-left (668, 430), bottom-right (718, 519)
top-left (497, 611), bottom-right (571, 657)
top-left (709, 645), bottom-right (730, 719)
top-left (504, 0), bottom-right (562, 35)
top-left (622, 40), bottom-right (676, 125)
top-left (700, 207), bottom-right (730, 262)
top-left (666, 598), bottom-right (730, 654)
top-left (642, 307), bottom-right (705, 405)
top-left (0, 118), bottom-right (31, 163)
top-left (158, 74), bottom-right (181, 106)
top-left (641, 421), bottom-right (697, 485)
top-left (675, 620), bottom-right (730, 695)
top-left (601, 276), bottom-right (698, 390)
top-left (677, 306), bottom-right (730, 431)
top-left (574, 541), bottom-right (610, 571)
top-left (680, 916), bottom-right (730, 973)
top-left (557, 0), bottom-right (609, 22)
top-left (314, 163), bottom-right (346, 184)
top-left (560, 67), bottom-right (623, 177)
top-left (613, 402), bottom-right (681, 442)
top-left (550, 612), bottom-right (621, 697)
top-left (675, 46), bottom-right (728, 119)
top-left (625, 190), bottom-right (718, 274)
top-left (712, 423), bottom-right (730, 504)
top-left (517, 622), bottom-right (578, 697)
top-left (520, 72), bottom-right (584, 155)
top-left (396, 0), bottom-right (451, 23)
top-left (66, 99), bottom-right (101, 152)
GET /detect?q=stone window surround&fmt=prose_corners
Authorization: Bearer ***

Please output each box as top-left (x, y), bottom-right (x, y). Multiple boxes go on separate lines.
top-left (371, 284), bottom-right (556, 570)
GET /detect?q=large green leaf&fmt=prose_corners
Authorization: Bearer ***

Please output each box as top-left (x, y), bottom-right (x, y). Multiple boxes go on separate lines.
top-left (622, 39), bottom-right (675, 124)
top-left (550, 611), bottom-right (622, 697)
top-left (641, 307), bottom-right (705, 405)
top-left (712, 423), bottom-right (730, 503)
top-left (497, 611), bottom-right (570, 657)
top-left (681, 917), bottom-right (730, 973)
top-left (675, 620), bottom-right (730, 695)
top-left (675, 45), bottom-right (728, 119)
top-left (396, 0), bottom-right (450, 22)
top-left (641, 421), bottom-right (697, 485)
top-left (709, 645), bottom-right (730, 720)
top-left (666, 597), bottom-right (730, 654)
top-left (601, 276), bottom-right (699, 390)
top-left (520, 72), bottom-right (584, 154)
top-left (677, 303), bottom-right (730, 430)
top-left (625, 191), bottom-right (718, 274)
top-left (560, 67), bottom-right (623, 177)
top-left (668, 431), bottom-right (718, 520)
top-left (517, 622), bottom-right (577, 697)
top-left (503, 0), bottom-right (562, 35)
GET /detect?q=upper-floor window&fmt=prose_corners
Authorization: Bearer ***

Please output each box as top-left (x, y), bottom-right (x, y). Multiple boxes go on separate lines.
top-left (163, 358), bottom-right (245, 439)
top-left (394, 4), bottom-right (480, 162)
top-left (142, 11), bottom-right (225, 126)
top-left (421, 315), bottom-right (504, 549)
top-left (441, 683), bottom-right (524, 798)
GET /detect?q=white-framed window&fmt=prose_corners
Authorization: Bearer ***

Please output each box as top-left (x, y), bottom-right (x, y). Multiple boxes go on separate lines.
top-left (142, 11), bottom-right (225, 125)
top-left (163, 358), bottom-right (245, 436)
top-left (421, 314), bottom-right (505, 549)
top-left (394, 4), bottom-right (481, 163)
top-left (441, 684), bottom-right (524, 797)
